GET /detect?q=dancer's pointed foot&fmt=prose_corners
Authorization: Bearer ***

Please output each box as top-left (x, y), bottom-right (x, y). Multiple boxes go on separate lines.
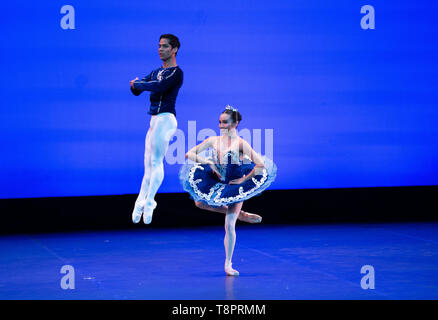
top-left (225, 262), bottom-right (239, 276)
top-left (132, 201), bottom-right (145, 224)
top-left (143, 200), bottom-right (157, 224)
top-left (238, 210), bottom-right (262, 224)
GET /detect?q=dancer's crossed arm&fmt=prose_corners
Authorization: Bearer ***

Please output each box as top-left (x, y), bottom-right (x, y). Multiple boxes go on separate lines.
top-left (130, 73), bottom-right (152, 96)
top-left (132, 68), bottom-right (181, 93)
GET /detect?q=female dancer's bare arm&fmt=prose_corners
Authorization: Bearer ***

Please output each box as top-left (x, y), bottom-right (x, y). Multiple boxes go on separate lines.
top-left (229, 139), bottom-right (265, 185)
top-left (186, 136), bottom-right (222, 179)
top-left (185, 137), bottom-right (215, 164)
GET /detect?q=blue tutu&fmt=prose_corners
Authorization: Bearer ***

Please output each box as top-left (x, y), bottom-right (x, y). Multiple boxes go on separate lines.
top-left (179, 149), bottom-right (277, 207)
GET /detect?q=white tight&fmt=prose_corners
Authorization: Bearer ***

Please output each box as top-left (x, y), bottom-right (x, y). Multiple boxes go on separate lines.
top-left (135, 112), bottom-right (177, 208)
top-left (224, 202), bottom-right (243, 266)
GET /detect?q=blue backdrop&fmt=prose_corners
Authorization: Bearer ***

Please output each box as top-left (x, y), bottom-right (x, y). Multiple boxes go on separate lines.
top-left (1, 0), bottom-right (437, 199)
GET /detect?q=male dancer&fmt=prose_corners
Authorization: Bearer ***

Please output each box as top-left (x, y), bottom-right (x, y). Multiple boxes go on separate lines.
top-left (130, 34), bottom-right (183, 224)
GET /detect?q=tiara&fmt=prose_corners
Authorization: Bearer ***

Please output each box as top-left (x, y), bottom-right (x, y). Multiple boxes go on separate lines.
top-left (225, 105), bottom-right (238, 112)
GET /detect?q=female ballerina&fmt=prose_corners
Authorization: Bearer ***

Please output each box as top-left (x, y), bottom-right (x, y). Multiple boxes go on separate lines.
top-left (179, 106), bottom-right (276, 276)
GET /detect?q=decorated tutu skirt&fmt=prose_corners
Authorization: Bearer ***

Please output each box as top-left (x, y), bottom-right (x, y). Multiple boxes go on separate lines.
top-left (179, 152), bottom-right (277, 207)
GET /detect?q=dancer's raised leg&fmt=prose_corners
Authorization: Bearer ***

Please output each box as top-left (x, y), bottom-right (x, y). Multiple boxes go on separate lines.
top-left (195, 201), bottom-right (262, 223)
top-left (224, 202), bottom-right (243, 276)
top-left (143, 113), bottom-right (177, 224)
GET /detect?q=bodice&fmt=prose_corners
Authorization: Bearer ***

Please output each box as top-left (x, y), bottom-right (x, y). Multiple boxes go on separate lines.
top-left (209, 148), bottom-right (255, 183)
top-left (212, 148), bottom-right (243, 165)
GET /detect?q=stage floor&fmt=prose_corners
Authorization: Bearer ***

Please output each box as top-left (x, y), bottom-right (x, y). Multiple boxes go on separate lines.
top-left (1, 222), bottom-right (437, 299)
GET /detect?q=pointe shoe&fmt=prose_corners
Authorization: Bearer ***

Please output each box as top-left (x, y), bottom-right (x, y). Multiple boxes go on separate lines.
top-left (238, 211), bottom-right (262, 224)
top-left (143, 200), bottom-right (157, 224)
top-left (225, 262), bottom-right (239, 276)
top-left (132, 201), bottom-right (145, 224)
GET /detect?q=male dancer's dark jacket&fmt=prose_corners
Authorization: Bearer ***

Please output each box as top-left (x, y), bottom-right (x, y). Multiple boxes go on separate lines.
top-left (131, 66), bottom-right (183, 116)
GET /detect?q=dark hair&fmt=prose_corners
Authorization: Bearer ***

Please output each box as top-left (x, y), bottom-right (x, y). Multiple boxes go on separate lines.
top-left (222, 108), bottom-right (242, 125)
top-left (160, 34), bottom-right (180, 56)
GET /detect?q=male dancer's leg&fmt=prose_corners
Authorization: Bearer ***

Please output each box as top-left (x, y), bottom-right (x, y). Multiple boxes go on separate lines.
top-left (143, 113), bottom-right (177, 224)
top-left (132, 125), bottom-right (153, 223)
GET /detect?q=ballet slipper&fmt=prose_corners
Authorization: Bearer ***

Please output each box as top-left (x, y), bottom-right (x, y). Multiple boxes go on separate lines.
top-left (225, 262), bottom-right (239, 276)
top-left (143, 200), bottom-right (157, 224)
top-left (238, 211), bottom-right (262, 224)
top-left (132, 200), bottom-right (145, 224)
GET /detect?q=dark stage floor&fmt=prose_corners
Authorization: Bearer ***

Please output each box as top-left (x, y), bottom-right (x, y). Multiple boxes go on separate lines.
top-left (1, 222), bottom-right (437, 299)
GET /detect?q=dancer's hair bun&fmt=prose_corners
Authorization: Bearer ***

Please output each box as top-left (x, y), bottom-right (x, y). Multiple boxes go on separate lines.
top-left (223, 105), bottom-right (242, 124)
